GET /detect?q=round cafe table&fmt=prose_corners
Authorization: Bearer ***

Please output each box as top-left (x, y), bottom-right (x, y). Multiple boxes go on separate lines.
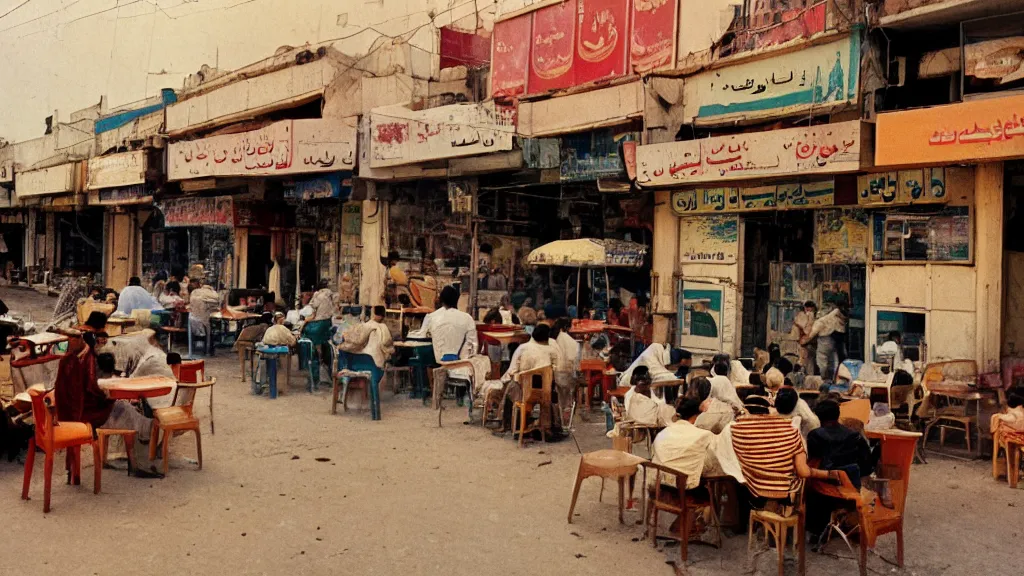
top-left (99, 376), bottom-right (175, 401)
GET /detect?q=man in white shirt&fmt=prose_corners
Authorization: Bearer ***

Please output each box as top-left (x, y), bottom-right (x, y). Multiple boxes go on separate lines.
top-left (624, 367), bottom-right (676, 428)
top-left (355, 306), bottom-right (395, 369)
top-left (308, 279), bottom-right (337, 321)
top-left (652, 399), bottom-right (715, 492)
top-left (116, 277), bottom-right (163, 315)
top-left (498, 323), bottom-right (560, 433)
top-left (408, 286), bottom-right (478, 363)
top-left (800, 303), bottom-right (848, 381)
top-left (618, 343), bottom-right (689, 387)
top-left (708, 359), bottom-right (746, 413)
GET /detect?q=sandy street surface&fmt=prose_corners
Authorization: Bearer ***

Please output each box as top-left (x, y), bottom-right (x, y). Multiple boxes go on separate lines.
top-left (1, 287), bottom-right (1022, 576)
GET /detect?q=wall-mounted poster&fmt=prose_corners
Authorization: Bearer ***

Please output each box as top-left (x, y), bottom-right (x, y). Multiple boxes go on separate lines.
top-left (678, 215), bottom-right (739, 263)
top-left (678, 280), bottom-right (725, 353)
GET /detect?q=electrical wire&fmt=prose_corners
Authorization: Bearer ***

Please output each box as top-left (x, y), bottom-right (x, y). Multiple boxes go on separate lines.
top-left (0, 0), bottom-right (34, 21)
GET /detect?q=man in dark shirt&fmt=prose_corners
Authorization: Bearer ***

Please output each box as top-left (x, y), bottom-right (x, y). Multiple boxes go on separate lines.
top-left (807, 399), bottom-right (874, 488)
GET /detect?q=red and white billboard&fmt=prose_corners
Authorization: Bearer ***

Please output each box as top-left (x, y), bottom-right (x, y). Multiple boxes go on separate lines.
top-left (490, 16), bottom-right (531, 97)
top-left (575, 0), bottom-right (629, 85)
top-left (528, 0), bottom-right (577, 94)
top-left (629, 0), bottom-right (677, 74)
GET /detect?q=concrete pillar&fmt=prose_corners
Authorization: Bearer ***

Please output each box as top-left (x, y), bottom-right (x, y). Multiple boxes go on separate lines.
top-left (651, 190), bottom-right (679, 344)
top-left (975, 162), bottom-right (1004, 373)
top-left (358, 199), bottom-right (387, 307)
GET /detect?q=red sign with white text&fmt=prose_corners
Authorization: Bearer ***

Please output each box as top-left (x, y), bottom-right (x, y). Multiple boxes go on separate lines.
top-left (575, 0), bottom-right (629, 85)
top-left (491, 15), bottom-right (531, 98)
top-left (529, 0), bottom-right (577, 94)
top-left (630, 0), bottom-right (677, 74)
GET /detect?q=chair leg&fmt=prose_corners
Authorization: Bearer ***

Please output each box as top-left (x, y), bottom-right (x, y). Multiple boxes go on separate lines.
top-left (162, 431), bottom-right (171, 475)
top-left (939, 425), bottom-right (946, 448)
top-left (680, 498), bottom-right (690, 564)
top-left (519, 404), bottom-right (528, 449)
top-left (331, 378), bottom-right (340, 415)
top-left (92, 441), bottom-right (102, 495)
top-left (124, 434), bottom-right (135, 473)
top-left (43, 451), bottom-right (53, 513)
top-left (617, 476), bottom-right (625, 525)
top-left (209, 388), bottom-right (215, 436)
top-left (195, 429), bottom-right (203, 471)
top-left (797, 508), bottom-right (807, 576)
top-left (896, 520), bottom-right (904, 567)
top-left (747, 514), bottom-right (756, 564)
top-left (776, 521), bottom-right (787, 576)
top-left (965, 422), bottom-right (972, 454)
top-left (859, 532), bottom-right (868, 576)
top-left (149, 423), bottom-right (160, 461)
top-left (1009, 445), bottom-right (1021, 489)
top-left (993, 440), bottom-right (1003, 480)
top-left (566, 460), bottom-right (584, 524)
top-left (21, 438), bottom-right (36, 500)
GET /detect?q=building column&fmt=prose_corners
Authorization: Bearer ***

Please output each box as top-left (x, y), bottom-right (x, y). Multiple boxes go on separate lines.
top-left (975, 162), bottom-right (1004, 373)
top-left (358, 198), bottom-right (387, 307)
top-left (651, 190), bottom-right (679, 344)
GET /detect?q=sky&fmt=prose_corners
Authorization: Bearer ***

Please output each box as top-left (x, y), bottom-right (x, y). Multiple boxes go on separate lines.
top-left (0, 0), bottom-right (489, 142)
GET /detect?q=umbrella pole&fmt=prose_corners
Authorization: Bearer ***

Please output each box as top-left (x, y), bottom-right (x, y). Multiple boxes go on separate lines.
top-left (576, 267), bottom-right (581, 313)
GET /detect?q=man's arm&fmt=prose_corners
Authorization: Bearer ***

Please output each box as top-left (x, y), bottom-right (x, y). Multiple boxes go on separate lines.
top-left (462, 316), bottom-right (478, 358)
top-left (794, 452), bottom-right (841, 482)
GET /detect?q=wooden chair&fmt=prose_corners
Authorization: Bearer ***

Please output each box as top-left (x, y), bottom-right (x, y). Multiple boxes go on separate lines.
top-left (919, 360), bottom-right (979, 453)
top-left (172, 359), bottom-right (214, 435)
top-left (747, 484), bottom-right (806, 576)
top-left (148, 378), bottom-right (216, 475)
top-left (511, 365), bottom-right (554, 448)
top-left (161, 309), bottom-right (188, 355)
top-left (641, 461), bottom-right (721, 566)
top-left (21, 388), bottom-right (100, 513)
top-left (566, 449), bottom-right (647, 525)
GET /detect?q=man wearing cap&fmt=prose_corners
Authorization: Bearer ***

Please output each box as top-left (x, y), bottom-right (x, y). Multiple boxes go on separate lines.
top-left (618, 342), bottom-right (690, 387)
top-left (263, 312), bottom-right (298, 348)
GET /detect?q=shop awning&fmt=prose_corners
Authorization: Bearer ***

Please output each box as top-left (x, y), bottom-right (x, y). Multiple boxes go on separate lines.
top-left (526, 238), bottom-right (647, 268)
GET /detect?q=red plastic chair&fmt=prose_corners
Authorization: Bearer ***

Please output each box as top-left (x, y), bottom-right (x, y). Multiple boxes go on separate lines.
top-left (580, 358), bottom-right (608, 410)
top-left (172, 359), bottom-right (213, 434)
top-left (21, 388), bottom-right (100, 513)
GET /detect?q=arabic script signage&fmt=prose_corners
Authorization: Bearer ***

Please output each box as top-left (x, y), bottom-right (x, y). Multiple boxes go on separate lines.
top-left (631, 0), bottom-right (677, 74)
top-left (875, 94), bottom-right (1024, 166)
top-left (636, 120), bottom-right (864, 187)
top-left (168, 119), bottom-right (356, 181)
top-left (15, 163), bottom-right (77, 198)
top-left (89, 184), bottom-right (153, 206)
top-left (284, 172), bottom-right (353, 201)
top-left (87, 150), bottom-right (146, 190)
top-left (491, 14), bottom-right (532, 97)
top-left (368, 102), bottom-right (515, 168)
top-left (857, 168), bottom-right (948, 206)
top-left (528, 0), bottom-right (578, 94)
top-left (685, 34), bottom-right (860, 124)
top-left (158, 196), bottom-right (233, 228)
top-left (671, 181), bottom-right (835, 215)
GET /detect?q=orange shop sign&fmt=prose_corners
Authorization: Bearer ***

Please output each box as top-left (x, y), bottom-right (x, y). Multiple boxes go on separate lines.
top-left (875, 94), bottom-right (1024, 166)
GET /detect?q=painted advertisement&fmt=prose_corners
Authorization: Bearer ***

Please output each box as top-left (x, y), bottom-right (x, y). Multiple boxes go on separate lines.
top-left (815, 208), bottom-right (870, 264)
top-left (719, 0), bottom-right (851, 58)
top-left (87, 150), bottom-right (146, 190)
top-left (630, 0), bottom-right (677, 74)
top-left (635, 120), bottom-right (863, 186)
top-left (90, 184), bottom-right (153, 206)
top-left (15, 163), bottom-right (77, 198)
top-left (574, 0), bottom-right (629, 86)
top-left (671, 181), bottom-right (835, 214)
top-left (875, 94), bottom-right (1024, 166)
top-left (685, 34), bottom-right (860, 124)
top-left (158, 196), bottom-right (234, 228)
top-left (857, 168), bottom-right (948, 206)
top-left (284, 172), bottom-right (353, 201)
top-left (678, 214), bottom-right (738, 263)
top-left (491, 15), bottom-right (532, 98)
top-left (678, 281), bottom-right (725, 353)
top-left (168, 119), bottom-right (356, 181)
top-left (368, 102), bottom-right (515, 168)
top-left (529, 0), bottom-right (577, 94)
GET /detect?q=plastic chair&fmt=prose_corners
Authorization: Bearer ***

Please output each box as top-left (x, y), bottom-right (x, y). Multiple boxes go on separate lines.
top-left (148, 377), bottom-right (216, 475)
top-left (335, 351), bottom-right (383, 420)
top-left (839, 398), bottom-right (871, 425)
top-left (566, 448), bottom-right (646, 525)
top-left (21, 388), bottom-right (100, 513)
top-left (511, 365), bottom-right (554, 448)
top-left (641, 461), bottom-right (721, 566)
top-left (253, 346), bottom-right (291, 399)
top-left (301, 319), bottom-right (334, 392)
top-left (172, 359), bottom-right (214, 435)
top-left (579, 358), bottom-right (607, 411)
top-left (96, 428), bottom-right (137, 475)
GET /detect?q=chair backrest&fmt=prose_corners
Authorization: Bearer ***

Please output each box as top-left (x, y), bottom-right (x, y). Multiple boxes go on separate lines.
top-left (839, 398), bottom-right (871, 424)
top-left (302, 319), bottom-right (333, 346)
top-left (28, 388), bottom-right (56, 452)
top-left (338, 351), bottom-right (384, 384)
top-left (874, 432), bottom-right (918, 517)
top-left (174, 378), bottom-right (216, 414)
top-left (174, 359), bottom-right (205, 383)
top-left (580, 358), bottom-right (606, 373)
top-left (922, 360), bottom-right (978, 387)
top-left (641, 461), bottom-right (689, 507)
top-left (517, 365), bottom-right (553, 406)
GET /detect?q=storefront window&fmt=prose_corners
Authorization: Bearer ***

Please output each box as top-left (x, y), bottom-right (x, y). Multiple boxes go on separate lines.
top-left (874, 309), bottom-right (926, 362)
top-left (871, 206), bottom-right (970, 262)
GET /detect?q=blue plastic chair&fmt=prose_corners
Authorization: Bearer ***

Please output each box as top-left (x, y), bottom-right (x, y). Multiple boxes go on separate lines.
top-left (336, 351), bottom-right (383, 421)
top-left (253, 345), bottom-right (291, 399)
top-left (301, 319), bottom-right (334, 392)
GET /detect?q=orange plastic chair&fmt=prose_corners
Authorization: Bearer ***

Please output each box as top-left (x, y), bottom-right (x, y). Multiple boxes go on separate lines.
top-left (511, 366), bottom-right (554, 448)
top-left (579, 358), bottom-right (607, 410)
top-left (149, 377), bottom-right (216, 475)
top-left (172, 359), bottom-right (214, 435)
top-left (21, 388), bottom-right (100, 513)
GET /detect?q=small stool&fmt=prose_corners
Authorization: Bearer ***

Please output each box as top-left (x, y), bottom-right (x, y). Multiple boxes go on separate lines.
top-left (254, 347), bottom-right (291, 399)
top-left (567, 449), bottom-right (647, 525)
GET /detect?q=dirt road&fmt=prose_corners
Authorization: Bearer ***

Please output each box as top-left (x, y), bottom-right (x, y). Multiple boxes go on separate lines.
top-left (0, 287), bottom-right (1019, 576)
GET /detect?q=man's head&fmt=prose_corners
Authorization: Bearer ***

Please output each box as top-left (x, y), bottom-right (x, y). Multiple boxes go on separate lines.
top-left (712, 359), bottom-right (730, 378)
top-left (531, 322), bottom-right (551, 344)
top-left (814, 399), bottom-right (841, 424)
top-left (1009, 394), bottom-right (1024, 409)
top-left (803, 301), bottom-right (817, 315)
top-left (96, 352), bottom-right (117, 375)
top-left (690, 376), bottom-right (712, 402)
top-left (166, 352), bottom-right (182, 366)
top-left (774, 387), bottom-right (798, 416)
top-left (439, 286), bottom-right (459, 309)
top-left (500, 294), bottom-right (512, 309)
top-left (676, 398), bottom-right (703, 423)
top-left (273, 311), bottom-right (286, 325)
top-left (387, 251), bottom-right (400, 267)
top-left (188, 279), bottom-right (201, 291)
top-left (373, 305), bottom-right (386, 322)
top-left (165, 281), bottom-right (181, 295)
top-left (765, 367), bottom-right (785, 391)
top-left (318, 278), bottom-right (330, 290)
top-left (667, 347), bottom-right (691, 371)
top-left (888, 331), bottom-right (902, 345)
top-left (632, 366), bottom-right (652, 397)
top-left (95, 331), bottom-right (110, 350)
top-left (129, 277), bottom-right (141, 287)
top-left (85, 311), bottom-right (108, 332)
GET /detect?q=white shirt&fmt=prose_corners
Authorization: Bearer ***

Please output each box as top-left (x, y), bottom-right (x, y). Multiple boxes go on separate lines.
top-left (708, 374), bottom-right (745, 413)
top-left (624, 385), bottom-right (666, 412)
top-left (116, 285), bottom-right (163, 314)
top-left (355, 319), bottom-right (393, 369)
top-left (652, 420), bottom-right (715, 490)
top-left (810, 308), bottom-right (847, 339)
top-left (618, 343), bottom-right (675, 386)
top-left (408, 306), bottom-right (478, 361)
top-left (553, 331), bottom-right (580, 374)
top-left (502, 339), bottom-right (560, 381)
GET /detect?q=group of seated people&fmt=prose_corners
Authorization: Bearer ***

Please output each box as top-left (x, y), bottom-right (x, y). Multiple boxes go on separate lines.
top-left (615, 345), bottom-right (879, 540)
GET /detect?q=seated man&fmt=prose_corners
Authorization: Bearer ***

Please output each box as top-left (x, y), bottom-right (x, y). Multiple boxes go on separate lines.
top-left (187, 279), bottom-right (221, 344)
top-left (352, 306), bottom-right (395, 369)
top-left (618, 342), bottom-right (689, 387)
top-left (262, 312), bottom-right (298, 348)
top-left (691, 376), bottom-right (736, 434)
top-left (159, 280), bottom-right (186, 309)
top-left (96, 352), bottom-right (120, 379)
top-left (233, 312), bottom-right (273, 354)
top-left (308, 279), bottom-right (338, 321)
top-left (652, 399), bottom-right (713, 492)
top-left (806, 399), bottom-right (874, 488)
top-left (773, 385), bottom-right (820, 440)
top-left (115, 276), bottom-right (163, 315)
top-left (497, 323), bottom-right (561, 433)
top-left (624, 366), bottom-right (676, 428)
top-left (708, 359), bottom-right (746, 414)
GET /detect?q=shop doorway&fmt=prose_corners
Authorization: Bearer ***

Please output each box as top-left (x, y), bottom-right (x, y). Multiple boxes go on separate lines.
top-left (59, 209), bottom-right (103, 275)
top-left (0, 224), bottom-right (24, 279)
top-left (246, 233), bottom-right (272, 290)
top-left (1002, 161), bottom-right (1024, 357)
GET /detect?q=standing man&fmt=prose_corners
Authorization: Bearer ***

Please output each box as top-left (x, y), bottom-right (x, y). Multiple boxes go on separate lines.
top-left (800, 301), bottom-right (848, 382)
top-left (792, 301), bottom-right (818, 375)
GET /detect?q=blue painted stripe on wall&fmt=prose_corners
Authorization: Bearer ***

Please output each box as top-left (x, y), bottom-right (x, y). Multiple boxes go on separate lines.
top-left (95, 89), bottom-right (177, 135)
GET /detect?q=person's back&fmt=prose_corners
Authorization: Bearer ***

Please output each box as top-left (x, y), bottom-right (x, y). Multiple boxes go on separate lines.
top-left (652, 400), bottom-right (713, 490)
top-left (263, 315), bottom-right (297, 347)
top-left (116, 278), bottom-right (162, 314)
top-left (55, 335), bottom-right (114, 428)
top-left (424, 286), bottom-right (478, 361)
top-left (730, 414), bottom-right (805, 499)
top-left (806, 399), bottom-right (872, 486)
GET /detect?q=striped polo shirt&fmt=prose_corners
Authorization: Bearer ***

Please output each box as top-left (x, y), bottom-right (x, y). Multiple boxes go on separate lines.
top-left (730, 415), bottom-right (805, 499)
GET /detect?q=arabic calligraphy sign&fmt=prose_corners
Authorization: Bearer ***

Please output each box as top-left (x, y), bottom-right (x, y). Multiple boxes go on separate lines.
top-left (89, 184), bottom-right (152, 206)
top-left (284, 172), bottom-right (352, 201)
top-left (158, 196), bottom-right (233, 228)
top-left (491, 15), bottom-right (532, 97)
top-left (167, 119), bottom-right (356, 181)
top-left (875, 94), bottom-right (1024, 166)
top-left (630, 0), bottom-right (677, 74)
top-left (670, 181), bottom-right (835, 215)
top-left (529, 0), bottom-right (577, 94)
top-left (15, 163), bottom-right (77, 198)
top-left (87, 150), bottom-right (146, 190)
top-left (857, 168), bottom-right (947, 206)
top-left (574, 0), bottom-right (629, 86)
top-left (684, 34), bottom-right (860, 124)
top-left (636, 120), bottom-right (864, 186)
top-left (368, 102), bottom-right (515, 168)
